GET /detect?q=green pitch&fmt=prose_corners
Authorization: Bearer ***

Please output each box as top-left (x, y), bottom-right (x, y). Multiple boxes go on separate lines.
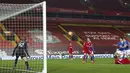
top-left (0, 60), bottom-right (43, 73)
top-left (48, 58), bottom-right (130, 73)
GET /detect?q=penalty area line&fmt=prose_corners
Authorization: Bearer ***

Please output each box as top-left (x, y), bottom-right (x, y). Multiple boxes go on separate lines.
top-left (0, 67), bottom-right (40, 73)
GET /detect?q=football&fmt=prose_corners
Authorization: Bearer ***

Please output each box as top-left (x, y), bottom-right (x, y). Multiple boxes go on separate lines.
top-left (68, 31), bottom-right (73, 36)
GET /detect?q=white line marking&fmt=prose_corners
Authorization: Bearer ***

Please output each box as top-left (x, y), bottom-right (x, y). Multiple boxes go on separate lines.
top-left (0, 67), bottom-right (40, 73)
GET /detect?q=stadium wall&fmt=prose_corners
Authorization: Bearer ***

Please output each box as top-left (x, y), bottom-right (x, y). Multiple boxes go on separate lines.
top-left (47, 7), bottom-right (130, 16)
top-left (0, 54), bottom-right (114, 60)
top-left (47, 17), bottom-right (130, 25)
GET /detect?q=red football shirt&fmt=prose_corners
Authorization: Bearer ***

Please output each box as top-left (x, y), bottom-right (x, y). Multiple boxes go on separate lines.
top-left (115, 58), bottom-right (130, 64)
top-left (68, 46), bottom-right (73, 54)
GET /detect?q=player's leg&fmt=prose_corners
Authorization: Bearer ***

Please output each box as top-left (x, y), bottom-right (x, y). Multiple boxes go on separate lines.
top-left (68, 50), bottom-right (70, 59)
top-left (114, 49), bottom-right (120, 57)
top-left (114, 51), bottom-right (120, 58)
top-left (86, 54), bottom-right (88, 62)
top-left (71, 54), bottom-right (73, 59)
top-left (69, 50), bottom-right (73, 60)
top-left (69, 54), bottom-right (71, 59)
top-left (115, 50), bottom-right (123, 58)
top-left (122, 50), bottom-right (127, 58)
top-left (21, 56), bottom-right (31, 70)
top-left (13, 55), bottom-right (19, 69)
top-left (70, 54), bottom-right (73, 60)
top-left (82, 52), bottom-right (87, 64)
top-left (88, 50), bottom-right (95, 63)
top-left (91, 52), bottom-right (95, 63)
top-left (120, 51), bottom-right (124, 58)
top-left (114, 55), bottom-right (120, 64)
top-left (126, 49), bottom-right (130, 57)
top-left (70, 51), bottom-right (73, 60)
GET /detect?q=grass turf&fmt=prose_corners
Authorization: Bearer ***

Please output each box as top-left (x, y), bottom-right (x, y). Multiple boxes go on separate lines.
top-left (47, 58), bottom-right (130, 73)
top-left (1, 58), bottom-right (130, 73)
top-left (0, 60), bottom-right (43, 73)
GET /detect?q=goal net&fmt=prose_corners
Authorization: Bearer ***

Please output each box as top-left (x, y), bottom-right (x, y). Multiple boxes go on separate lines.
top-left (0, 1), bottom-right (46, 73)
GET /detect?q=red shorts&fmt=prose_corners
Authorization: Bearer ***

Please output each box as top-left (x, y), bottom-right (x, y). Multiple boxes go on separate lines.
top-left (83, 49), bottom-right (92, 55)
top-left (87, 50), bottom-right (92, 55)
top-left (69, 49), bottom-right (72, 54)
top-left (83, 48), bottom-right (87, 53)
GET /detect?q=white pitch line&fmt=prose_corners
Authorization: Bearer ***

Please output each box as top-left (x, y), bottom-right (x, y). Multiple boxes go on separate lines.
top-left (0, 67), bottom-right (40, 73)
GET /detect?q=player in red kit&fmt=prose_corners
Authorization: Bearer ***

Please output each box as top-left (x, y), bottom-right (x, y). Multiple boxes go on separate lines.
top-left (68, 42), bottom-right (73, 60)
top-left (114, 55), bottom-right (130, 64)
top-left (82, 38), bottom-right (95, 64)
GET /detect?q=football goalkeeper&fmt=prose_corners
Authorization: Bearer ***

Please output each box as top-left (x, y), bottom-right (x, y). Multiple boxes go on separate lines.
top-left (12, 38), bottom-right (31, 70)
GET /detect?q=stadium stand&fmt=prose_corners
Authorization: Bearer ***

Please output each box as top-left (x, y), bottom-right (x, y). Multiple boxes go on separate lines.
top-left (47, 25), bottom-right (82, 55)
top-left (0, 18), bottom-right (43, 56)
top-left (62, 25), bottom-right (126, 54)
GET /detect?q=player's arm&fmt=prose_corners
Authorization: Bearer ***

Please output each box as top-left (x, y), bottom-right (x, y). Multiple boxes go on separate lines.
top-left (113, 43), bottom-right (123, 48)
top-left (83, 42), bottom-right (86, 49)
top-left (113, 44), bottom-right (118, 47)
top-left (12, 45), bottom-right (18, 56)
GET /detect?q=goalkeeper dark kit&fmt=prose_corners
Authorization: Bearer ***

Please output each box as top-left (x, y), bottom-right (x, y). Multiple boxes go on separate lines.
top-left (12, 39), bottom-right (31, 70)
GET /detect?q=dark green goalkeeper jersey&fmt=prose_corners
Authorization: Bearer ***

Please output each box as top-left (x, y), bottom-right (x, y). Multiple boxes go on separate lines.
top-left (12, 40), bottom-right (29, 57)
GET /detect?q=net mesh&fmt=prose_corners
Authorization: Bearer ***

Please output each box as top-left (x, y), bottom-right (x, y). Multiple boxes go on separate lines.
top-left (0, 2), bottom-right (44, 73)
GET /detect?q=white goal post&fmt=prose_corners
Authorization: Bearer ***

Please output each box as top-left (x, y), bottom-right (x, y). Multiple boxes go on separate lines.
top-left (0, 1), bottom-right (46, 73)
